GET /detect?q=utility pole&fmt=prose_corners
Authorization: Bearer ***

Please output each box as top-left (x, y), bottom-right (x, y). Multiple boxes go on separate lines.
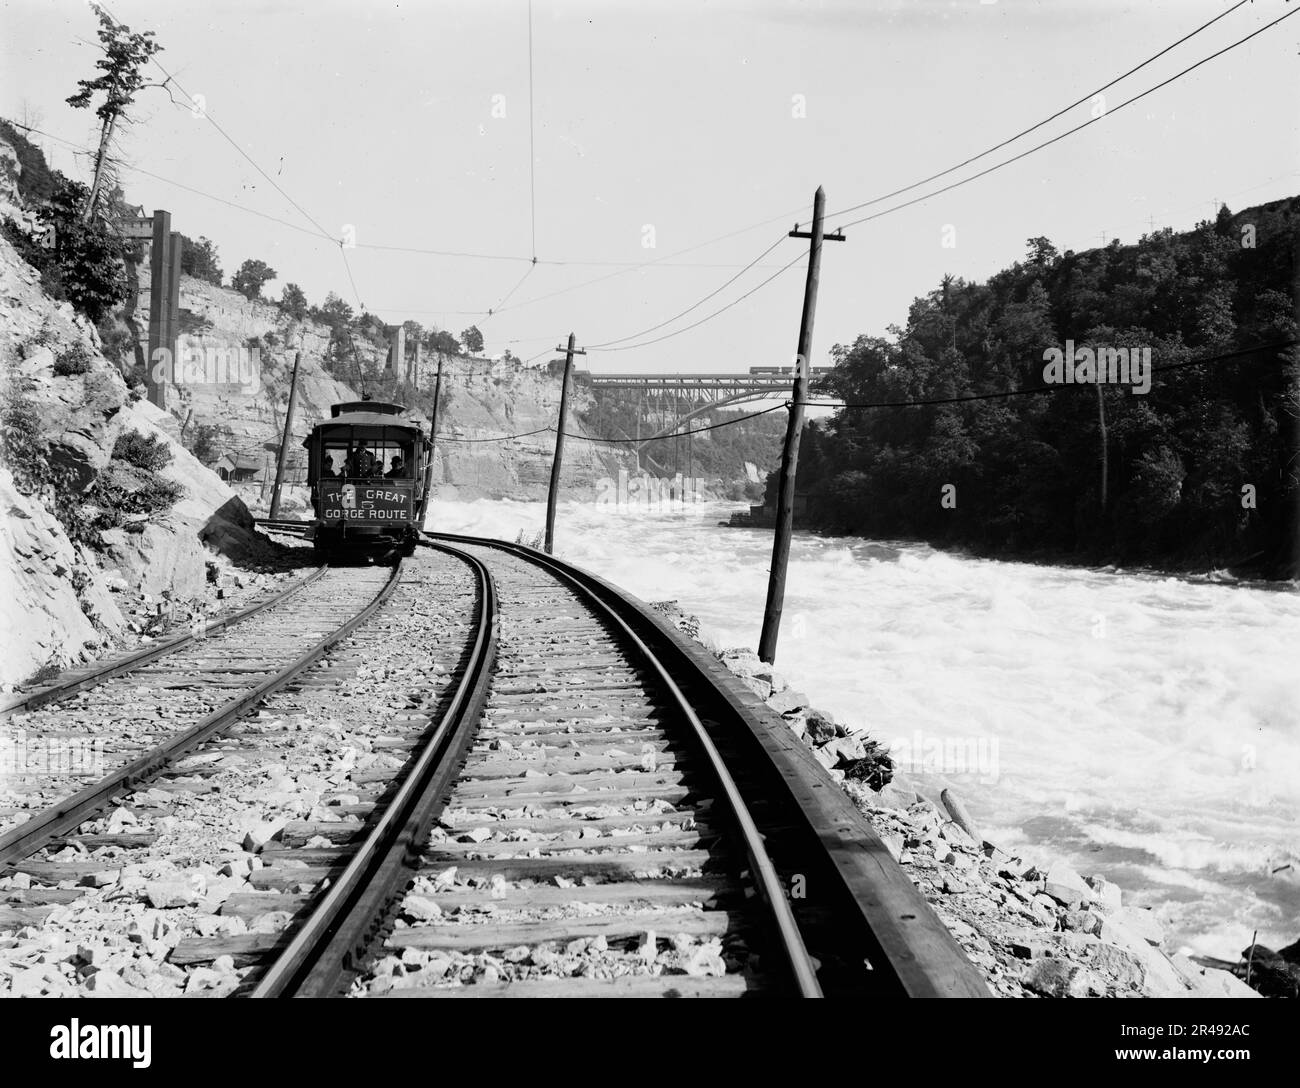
top-left (758, 186), bottom-right (845, 665)
top-left (427, 352), bottom-right (445, 495)
top-left (145, 210), bottom-right (172, 409)
top-left (544, 332), bottom-right (585, 554)
top-left (269, 351), bottom-right (302, 519)
top-left (1096, 383), bottom-right (1108, 513)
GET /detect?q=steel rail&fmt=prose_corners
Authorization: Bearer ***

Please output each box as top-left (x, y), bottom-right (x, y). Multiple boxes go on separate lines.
top-left (0, 566), bottom-right (328, 717)
top-left (255, 518), bottom-right (311, 536)
top-left (0, 562), bottom-right (404, 870)
top-left (426, 530), bottom-right (990, 998)
top-left (250, 542), bottom-right (498, 998)
top-left (428, 532), bottom-right (823, 997)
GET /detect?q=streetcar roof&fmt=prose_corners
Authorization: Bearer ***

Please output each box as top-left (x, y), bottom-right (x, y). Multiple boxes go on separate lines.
top-left (330, 400), bottom-right (407, 417)
top-left (312, 411), bottom-right (427, 430)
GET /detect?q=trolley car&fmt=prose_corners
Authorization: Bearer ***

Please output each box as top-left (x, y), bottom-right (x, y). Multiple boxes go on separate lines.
top-left (302, 399), bottom-right (433, 560)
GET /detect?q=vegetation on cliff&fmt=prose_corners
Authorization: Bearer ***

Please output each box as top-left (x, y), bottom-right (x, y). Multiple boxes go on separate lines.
top-left (786, 199), bottom-right (1298, 576)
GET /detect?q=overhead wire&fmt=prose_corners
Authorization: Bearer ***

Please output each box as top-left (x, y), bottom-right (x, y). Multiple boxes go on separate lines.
top-left (832, 5), bottom-right (1300, 233)
top-left (432, 401), bottom-right (788, 445)
top-left (527, 0), bottom-right (537, 261)
top-left (44, 2), bottom-right (1299, 369)
top-left (803, 340), bottom-right (1299, 411)
top-left (585, 249), bottom-right (806, 353)
top-left (564, 3), bottom-right (1297, 355)
top-left (585, 234), bottom-right (789, 349)
top-left (822, 0), bottom-right (1260, 224)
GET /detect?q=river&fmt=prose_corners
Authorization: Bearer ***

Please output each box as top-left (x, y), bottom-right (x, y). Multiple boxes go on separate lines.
top-left (426, 496), bottom-right (1300, 961)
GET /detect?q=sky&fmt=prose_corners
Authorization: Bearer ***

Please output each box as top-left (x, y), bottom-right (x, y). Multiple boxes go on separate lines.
top-left (0, 0), bottom-right (1296, 377)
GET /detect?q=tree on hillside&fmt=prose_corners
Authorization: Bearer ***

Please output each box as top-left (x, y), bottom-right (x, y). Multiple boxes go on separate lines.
top-left (311, 292), bottom-right (353, 330)
top-left (427, 328), bottom-right (460, 355)
top-left (1, 175), bottom-right (127, 323)
top-left (460, 325), bottom-right (484, 354)
top-left (280, 282), bottom-right (308, 320)
top-left (66, 5), bottom-right (163, 221)
top-left (187, 422), bottom-right (233, 464)
top-left (1025, 236), bottom-right (1059, 268)
top-left (231, 258), bottom-right (277, 301)
top-left (180, 235), bottom-right (222, 286)
top-left (793, 197), bottom-right (1300, 574)
top-left (355, 311), bottom-right (385, 335)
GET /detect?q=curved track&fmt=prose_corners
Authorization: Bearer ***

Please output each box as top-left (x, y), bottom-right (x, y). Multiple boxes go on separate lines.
top-left (250, 543), bottom-right (498, 997)
top-left (3, 526), bottom-right (989, 998)
top-left (240, 532), bottom-right (987, 998)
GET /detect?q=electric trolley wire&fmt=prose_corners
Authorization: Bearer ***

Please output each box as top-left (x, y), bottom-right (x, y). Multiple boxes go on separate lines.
top-left (527, 0), bottom-right (537, 261)
top-left (11, 123), bottom-right (334, 241)
top-left (563, 6), bottom-right (1298, 356)
top-left (487, 206), bottom-right (810, 317)
top-left (51, 2), bottom-right (1297, 359)
top-left (26, 116), bottom-right (1285, 360)
top-left (486, 261), bottom-right (539, 319)
top-left (100, 1), bottom-right (337, 245)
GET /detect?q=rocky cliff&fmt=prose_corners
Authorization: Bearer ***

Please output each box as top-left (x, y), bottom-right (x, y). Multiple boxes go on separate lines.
top-left (0, 233), bottom-right (268, 688)
top-left (142, 276), bottom-right (636, 513)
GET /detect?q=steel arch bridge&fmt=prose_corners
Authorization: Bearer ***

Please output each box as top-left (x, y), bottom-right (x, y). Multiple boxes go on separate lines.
top-left (579, 372), bottom-right (780, 466)
top-left (580, 370), bottom-right (832, 459)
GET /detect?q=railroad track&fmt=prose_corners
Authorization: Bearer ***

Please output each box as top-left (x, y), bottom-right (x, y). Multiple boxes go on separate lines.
top-left (0, 566), bottom-right (325, 719)
top-left (1, 534), bottom-right (987, 998)
top-left (255, 518), bottom-right (310, 538)
top-left (0, 563), bottom-right (399, 861)
top-left (232, 533), bottom-right (989, 998)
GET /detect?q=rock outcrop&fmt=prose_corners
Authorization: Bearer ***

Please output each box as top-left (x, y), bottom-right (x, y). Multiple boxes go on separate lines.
top-left (141, 275), bottom-right (636, 511)
top-left (0, 231), bottom-right (267, 687)
top-left (650, 600), bottom-right (1261, 1000)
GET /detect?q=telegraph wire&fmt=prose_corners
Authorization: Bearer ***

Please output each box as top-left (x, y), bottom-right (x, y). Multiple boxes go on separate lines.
top-left (803, 340), bottom-right (1299, 411)
top-left (585, 250), bottom-right (806, 353)
top-left (579, 5), bottom-right (1299, 354)
top-left (433, 401), bottom-right (789, 445)
top-left (823, 0), bottom-right (1259, 224)
top-left (585, 235), bottom-right (789, 349)
top-left (43, 2), bottom-right (1298, 358)
top-left (105, 4), bottom-right (336, 244)
top-left (833, 5), bottom-right (1300, 233)
top-left (566, 402), bottom-right (790, 443)
top-left (519, 4), bottom-right (1296, 355)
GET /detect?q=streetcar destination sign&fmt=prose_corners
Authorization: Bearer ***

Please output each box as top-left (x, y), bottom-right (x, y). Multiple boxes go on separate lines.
top-left (320, 482), bottom-right (413, 522)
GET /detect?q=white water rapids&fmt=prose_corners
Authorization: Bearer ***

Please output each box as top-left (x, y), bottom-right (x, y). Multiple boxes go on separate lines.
top-left (426, 497), bottom-right (1300, 961)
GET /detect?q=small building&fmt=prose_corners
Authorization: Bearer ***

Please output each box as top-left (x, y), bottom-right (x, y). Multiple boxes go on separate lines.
top-left (725, 495), bottom-right (808, 529)
top-left (214, 453), bottom-right (260, 483)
